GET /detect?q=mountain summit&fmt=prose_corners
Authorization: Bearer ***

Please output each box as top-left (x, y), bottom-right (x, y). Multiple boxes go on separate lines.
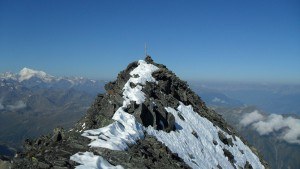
top-left (19, 67), bottom-right (54, 82)
top-left (11, 56), bottom-right (267, 169)
top-left (0, 67), bottom-right (54, 82)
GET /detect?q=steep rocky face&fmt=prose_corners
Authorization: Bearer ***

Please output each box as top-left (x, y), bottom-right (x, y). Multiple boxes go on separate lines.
top-left (75, 56), bottom-right (233, 135)
top-left (10, 56), bottom-right (268, 169)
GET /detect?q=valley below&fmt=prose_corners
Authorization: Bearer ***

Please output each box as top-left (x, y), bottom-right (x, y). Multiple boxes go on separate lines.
top-left (1, 68), bottom-right (299, 169)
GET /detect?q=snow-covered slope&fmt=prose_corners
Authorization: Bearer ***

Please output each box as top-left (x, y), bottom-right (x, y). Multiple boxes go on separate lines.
top-left (147, 103), bottom-right (262, 168)
top-left (70, 59), bottom-right (265, 169)
top-left (11, 56), bottom-right (267, 169)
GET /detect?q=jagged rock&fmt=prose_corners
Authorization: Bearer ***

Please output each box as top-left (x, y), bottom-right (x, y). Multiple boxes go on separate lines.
top-left (244, 161), bottom-right (253, 169)
top-left (12, 56), bottom-right (268, 169)
top-left (223, 148), bottom-right (235, 164)
top-left (145, 55), bottom-right (154, 63)
top-left (38, 161), bottom-right (50, 168)
top-left (52, 128), bottom-right (64, 142)
top-left (218, 131), bottom-right (234, 147)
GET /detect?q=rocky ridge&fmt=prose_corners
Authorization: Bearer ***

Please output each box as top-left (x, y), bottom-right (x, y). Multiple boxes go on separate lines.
top-left (8, 56), bottom-right (268, 169)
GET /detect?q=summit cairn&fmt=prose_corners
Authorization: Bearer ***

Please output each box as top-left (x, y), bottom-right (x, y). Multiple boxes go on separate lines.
top-left (12, 56), bottom-right (268, 169)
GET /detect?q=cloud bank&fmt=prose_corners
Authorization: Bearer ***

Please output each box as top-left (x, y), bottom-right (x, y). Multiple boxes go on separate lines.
top-left (240, 110), bottom-right (264, 126)
top-left (240, 110), bottom-right (300, 145)
top-left (7, 101), bottom-right (27, 111)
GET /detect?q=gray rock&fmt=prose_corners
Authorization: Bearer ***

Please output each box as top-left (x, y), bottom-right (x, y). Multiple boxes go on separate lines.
top-left (38, 162), bottom-right (50, 168)
top-left (52, 128), bottom-right (64, 142)
top-left (12, 56), bottom-right (268, 169)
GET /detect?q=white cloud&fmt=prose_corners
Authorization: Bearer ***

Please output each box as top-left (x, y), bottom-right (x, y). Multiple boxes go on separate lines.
top-left (212, 97), bottom-right (226, 104)
top-left (252, 114), bottom-right (300, 144)
top-left (252, 114), bottom-right (285, 135)
top-left (240, 111), bottom-right (300, 145)
top-left (240, 110), bottom-right (264, 126)
top-left (7, 100), bottom-right (27, 111)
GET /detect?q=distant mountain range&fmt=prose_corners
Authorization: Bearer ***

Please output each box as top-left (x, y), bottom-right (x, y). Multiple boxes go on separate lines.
top-left (1, 67), bottom-right (299, 168)
top-left (189, 81), bottom-right (300, 115)
top-left (8, 57), bottom-right (266, 169)
top-left (0, 68), bottom-right (106, 155)
top-left (0, 68), bottom-right (106, 95)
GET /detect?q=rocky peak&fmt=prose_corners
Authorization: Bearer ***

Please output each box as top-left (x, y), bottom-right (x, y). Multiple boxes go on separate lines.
top-left (80, 56), bottom-right (231, 135)
top-left (11, 56), bottom-right (268, 169)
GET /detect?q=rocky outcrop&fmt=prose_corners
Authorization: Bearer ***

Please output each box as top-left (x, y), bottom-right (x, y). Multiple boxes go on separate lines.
top-left (11, 56), bottom-right (268, 169)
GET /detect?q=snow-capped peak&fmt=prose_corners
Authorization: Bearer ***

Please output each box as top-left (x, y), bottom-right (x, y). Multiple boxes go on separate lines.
top-left (0, 72), bottom-right (17, 80)
top-left (71, 58), bottom-right (265, 169)
top-left (18, 67), bottom-right (54, 82)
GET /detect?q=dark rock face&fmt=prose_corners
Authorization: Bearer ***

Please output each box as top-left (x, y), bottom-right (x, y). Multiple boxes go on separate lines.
top-left (92, 136), bottom-right (190, 169)
top-left (11, 56), bottom-right (268, 169)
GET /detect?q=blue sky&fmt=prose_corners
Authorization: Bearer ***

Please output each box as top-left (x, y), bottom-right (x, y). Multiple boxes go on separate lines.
top-left (0, 0), bottom-right (299, 83)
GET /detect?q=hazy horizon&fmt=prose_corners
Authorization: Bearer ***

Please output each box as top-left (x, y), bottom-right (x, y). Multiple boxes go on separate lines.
top-left (1, 1), bottom-right (299, 84)
top-left (2, 66), bottom-right (300, 86)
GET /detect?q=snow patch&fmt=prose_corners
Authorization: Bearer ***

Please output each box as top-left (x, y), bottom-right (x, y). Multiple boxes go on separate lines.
top-left (82, 108), bottom-right (144, 150)
top-left (19, 67), bottom-right (54, 82)
top-left (70, 152), bottom-right (123, 169)
top-left (147, 102), bottom-right (264, 169)
top-left (80, 60), bottom-right (158, 151)
top-left (82, 123), bottom-right (86, 129)
top-left (71, 60), bottom-right (159, 168)
top-left (0, 72), bottom-right (17, 80)
top-left (71, 59), bottom-right (264, 169)
top-left (122, 60), bottom-right (159, 106)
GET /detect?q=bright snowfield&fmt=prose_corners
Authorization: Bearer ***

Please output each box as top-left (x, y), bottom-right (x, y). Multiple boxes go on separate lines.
top-left (70, 60), bottom-right (159, 168)
top-left (70, 60), bottom-right (264, 169)
top-left (147, 102), bottom-right (264, 169)
top-left (70, 152), bottom-right (123, 169)
top-left (0, 67), bottom-right (97, 85)
top-left (80, 60), bottom-right (158, 151)
top-left (19, 67), bottom-right (54, 82)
